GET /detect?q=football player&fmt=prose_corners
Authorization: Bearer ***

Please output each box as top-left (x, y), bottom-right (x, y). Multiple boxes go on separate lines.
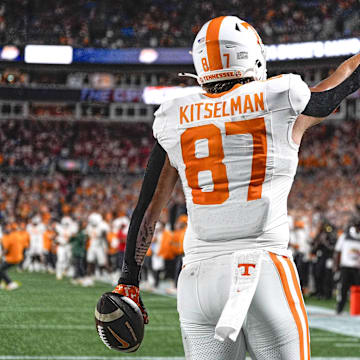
top-left (55, 216), bottom-right (78, 280)
top-left (25, 215), bottom-right (46, 272)
top-left (84, 212), bottom-right (110, 285)
top-left (0, 223), bottom-right (28, 290)
top-left (99, 16), bottom-right (360, 359)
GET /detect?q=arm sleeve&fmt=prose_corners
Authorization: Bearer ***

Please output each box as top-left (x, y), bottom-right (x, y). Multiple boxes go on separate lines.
top-left (119, 141), bottom-right (167, 286)
top-left (302, 65), bottom-right (360, 117)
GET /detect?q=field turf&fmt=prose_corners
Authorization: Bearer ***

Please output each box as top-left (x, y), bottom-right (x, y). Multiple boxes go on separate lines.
top-left (0, 269), bottom-right (359, 358)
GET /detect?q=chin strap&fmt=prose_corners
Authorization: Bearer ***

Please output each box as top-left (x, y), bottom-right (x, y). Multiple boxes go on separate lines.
top-left (178, 72), bottom-right (201, 84)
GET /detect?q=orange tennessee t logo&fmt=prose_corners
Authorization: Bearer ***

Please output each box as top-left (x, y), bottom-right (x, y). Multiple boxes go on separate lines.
top-left (238, 263), bottom-right (256, 276)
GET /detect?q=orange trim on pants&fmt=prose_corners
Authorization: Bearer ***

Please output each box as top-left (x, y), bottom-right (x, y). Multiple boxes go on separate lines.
top-left (269, 253), bottom-right (310, 360)
top-left (285, 256), bottom-right (311, 359)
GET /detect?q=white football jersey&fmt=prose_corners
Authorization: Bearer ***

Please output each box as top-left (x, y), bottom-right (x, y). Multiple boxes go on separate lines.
top-left (26, 223), bottom-right (46, 251)
top-left (86, 221), bottom-right (110, 247)
top-left (55, 222), bottom-right (78, 246)
top-left (153, 74), bottom-right (311, 264)
top-left (335, 229), bottom-right (360, 269)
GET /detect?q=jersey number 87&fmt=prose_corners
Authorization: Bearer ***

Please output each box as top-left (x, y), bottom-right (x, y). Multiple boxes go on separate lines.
top-left (180, 117), bottom-right (267, 205)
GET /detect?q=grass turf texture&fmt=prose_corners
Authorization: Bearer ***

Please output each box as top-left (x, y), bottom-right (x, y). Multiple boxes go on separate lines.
top-left (0, 269), bottom-right (359, 358)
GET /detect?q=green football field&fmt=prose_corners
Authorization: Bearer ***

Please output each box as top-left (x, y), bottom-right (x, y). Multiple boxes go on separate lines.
top-left (0, 270), bottom-right (359, 359)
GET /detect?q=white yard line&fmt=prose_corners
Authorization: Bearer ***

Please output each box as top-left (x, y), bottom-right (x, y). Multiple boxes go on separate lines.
top-left (0, 357), bottom-right (359, 360)
top-left (312, 337), bottom-right (359, 342)
top-left (0, 325), bottom-right (179, 331)
top-left (0, 357), bottom-right (185, 360)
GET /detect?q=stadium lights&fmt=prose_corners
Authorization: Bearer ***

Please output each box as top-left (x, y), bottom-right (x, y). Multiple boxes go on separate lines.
top-left (265, 38), bottom-right (360, 61)
top-left (139, 49), bottom-right (159, 64)
top-left (17, 38), bottom-right (360, 65)
top-left (0, 46), bottom-right (20, 61)
top-left (25, 45), bottom-right (73, 64)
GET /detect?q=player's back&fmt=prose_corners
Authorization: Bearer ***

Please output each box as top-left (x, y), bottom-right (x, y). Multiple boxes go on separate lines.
top-left (153, 74), bottom-right (310, 263)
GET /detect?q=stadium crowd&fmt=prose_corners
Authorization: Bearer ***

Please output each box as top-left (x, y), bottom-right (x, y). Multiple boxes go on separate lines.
top-left (0, 117), bottom-right (359, 302)
top-left (0, 173), bottom-right (187, 292)
top-left (0, 0), bottom-right (358, 48)
top-left (0, 120), bottom-right (153, 173)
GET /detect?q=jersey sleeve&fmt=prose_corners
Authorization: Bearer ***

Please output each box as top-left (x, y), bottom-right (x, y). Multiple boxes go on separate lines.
top-left (288, 74), bottom-right (311, 115)
top-left (265, 74), bottom-right (311, 115)
top-left (153, 104), bottom-right (166, 141)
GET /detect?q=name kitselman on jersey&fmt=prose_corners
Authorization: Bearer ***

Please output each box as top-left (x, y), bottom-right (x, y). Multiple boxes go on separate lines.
top-left (153, 74), bottom-right (311, 264)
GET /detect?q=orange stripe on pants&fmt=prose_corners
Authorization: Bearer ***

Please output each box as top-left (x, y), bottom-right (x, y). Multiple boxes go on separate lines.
top-left (269, 253), bottom-right (305, 360)
top-left (285, 257), bottom-right (310, 360)
top-left (206, 16), bottom-right (225, 71)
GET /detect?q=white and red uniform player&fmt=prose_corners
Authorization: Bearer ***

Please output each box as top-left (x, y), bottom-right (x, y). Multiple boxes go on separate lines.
top-left (86, 213), bottom-right (110, 272)
top-left (112, 215), bottom-right (130, 271)
top-left (55, 216), bottom-right (78, 280)
top-left (26, 215), bottom-right (46, 271)
top-left (112, 215), bottom-right (130, 235)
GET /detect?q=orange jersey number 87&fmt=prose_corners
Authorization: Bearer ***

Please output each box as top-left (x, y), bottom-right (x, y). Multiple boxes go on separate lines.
top-left (180, 117), bottom-right (267, 205)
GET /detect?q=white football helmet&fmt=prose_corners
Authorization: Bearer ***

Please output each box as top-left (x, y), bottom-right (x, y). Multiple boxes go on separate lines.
top-left (184, 16), bottom-right (267, 85)
top-left (88, 212), bottom-right (102, 226)
top-left (31, 215), bottom-right (41, 225)
top-left (61, 216), bottom-right (72, 227)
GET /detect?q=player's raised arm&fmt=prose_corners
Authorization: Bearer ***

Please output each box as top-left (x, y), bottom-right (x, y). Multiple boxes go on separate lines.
top-left (292, 53), bottom-right (360, 144)
top-left (310, 54), bottom-right (360, 92)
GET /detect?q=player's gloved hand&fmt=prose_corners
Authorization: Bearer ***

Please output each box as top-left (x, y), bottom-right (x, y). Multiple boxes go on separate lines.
top-left (113, 284), bottom-right (149, 324)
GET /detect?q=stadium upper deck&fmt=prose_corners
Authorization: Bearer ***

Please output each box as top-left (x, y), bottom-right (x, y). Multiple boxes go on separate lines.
top-left (0, 0), bottom-right (358, 48)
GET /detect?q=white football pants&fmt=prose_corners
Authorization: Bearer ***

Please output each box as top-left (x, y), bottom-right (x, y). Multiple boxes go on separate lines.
top-left (56, 244), bottom-right (71, 278)
top-left (177, 252), bottom-right (310, 360)
top-left (86, 244), bottom-right (107, 266)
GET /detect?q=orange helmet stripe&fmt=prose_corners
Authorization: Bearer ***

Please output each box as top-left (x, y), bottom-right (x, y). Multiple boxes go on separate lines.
top-left (206, 16), bottom-right (226, 71)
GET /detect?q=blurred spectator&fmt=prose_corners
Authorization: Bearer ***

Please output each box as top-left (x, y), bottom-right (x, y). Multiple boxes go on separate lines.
top-left (311, 220), bottom-right (338, 299)
top-left (333, 217), bottom-right (360, 314)
top-left (291, 218), bottom-right (312, 295)
top-left (0, 120), bottom-right (153, 173)
top-left (0, 0), bottom-right (358, 48)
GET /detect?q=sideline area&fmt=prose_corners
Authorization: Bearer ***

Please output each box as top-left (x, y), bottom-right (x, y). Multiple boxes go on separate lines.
top-left (307, 305), bottom-right (360, 338)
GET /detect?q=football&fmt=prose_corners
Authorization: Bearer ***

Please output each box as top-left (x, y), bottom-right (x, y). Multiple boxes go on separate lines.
top-left (95, 292), bottom-right (144, 352)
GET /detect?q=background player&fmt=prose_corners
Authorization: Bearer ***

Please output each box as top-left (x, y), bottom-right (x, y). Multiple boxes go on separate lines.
top-left (0, 223), bottom-right (29, 290)
top-left (25, 215), bottom-right (46, 272)
top-left (55, 216), bottom-right (78, 280)
top-left (333, 217), bottom-right (360, 314)
top-left (84, 212), bottom-right (110, 286)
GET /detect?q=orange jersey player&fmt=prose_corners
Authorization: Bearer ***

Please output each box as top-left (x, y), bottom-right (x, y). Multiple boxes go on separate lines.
top-left (97, 15), bottom-right (360, 358)
top-left (1, 225), bottom-right (29, 290)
